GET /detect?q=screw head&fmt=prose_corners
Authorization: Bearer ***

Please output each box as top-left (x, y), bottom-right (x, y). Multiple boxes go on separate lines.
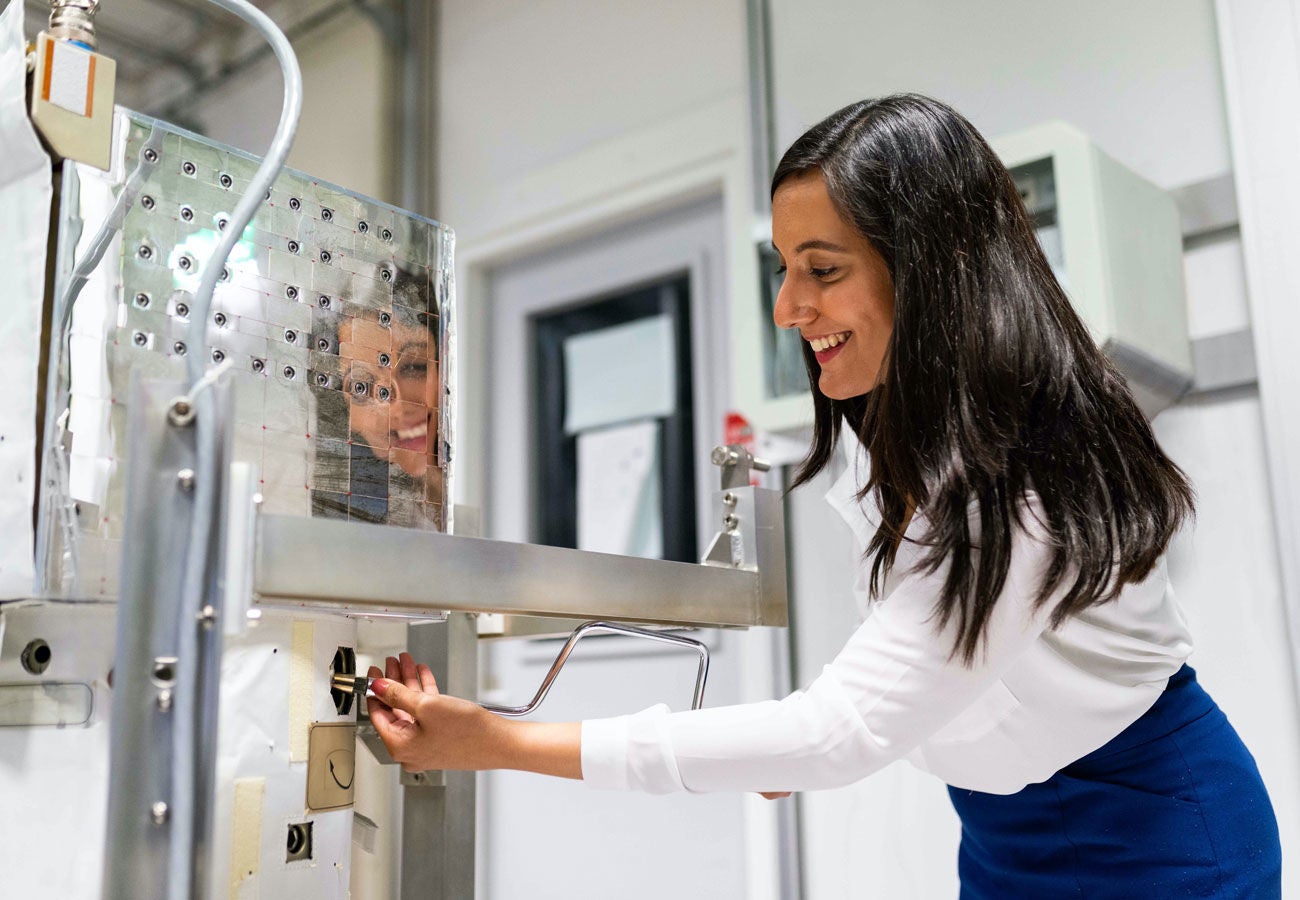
top-left (151, 801), bottom-right (169, 825)
top-left (723, 514), bottom-right (739, 530)
top-left (723, 492), bottom-right (737, 507)
top-left (156, 689), bottom-right (173, 712)
top-left (168, 398), bottom-right (194, 426)
top-left (177, 468), bottom-right (196, 492)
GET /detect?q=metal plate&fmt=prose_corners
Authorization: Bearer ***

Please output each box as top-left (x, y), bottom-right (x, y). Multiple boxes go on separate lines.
top-left (306, 722), bottom-right (356, 812)
top-left (39, 109), bottom-right (455, 601)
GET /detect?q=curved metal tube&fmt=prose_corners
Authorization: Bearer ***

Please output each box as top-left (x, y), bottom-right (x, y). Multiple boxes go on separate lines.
top-left (481, 621), bottom-right (711, 717)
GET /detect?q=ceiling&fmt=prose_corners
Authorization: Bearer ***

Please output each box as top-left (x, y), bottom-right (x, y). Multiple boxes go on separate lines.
top-left (20, 0), bottom-right (383, 131)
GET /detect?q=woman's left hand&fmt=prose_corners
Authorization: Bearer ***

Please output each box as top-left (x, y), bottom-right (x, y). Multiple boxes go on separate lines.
top-left (367, 652), bottom-right (502, 772)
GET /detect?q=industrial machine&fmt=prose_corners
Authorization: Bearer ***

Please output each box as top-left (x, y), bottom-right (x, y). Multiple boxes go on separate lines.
top-left (0, 3), bottom-right (788, 897)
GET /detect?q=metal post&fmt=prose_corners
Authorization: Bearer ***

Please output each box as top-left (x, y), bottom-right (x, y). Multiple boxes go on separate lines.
top-left (101, 378), bottom-right (233, 899)
top-left (399, 613), bottom-right (478, 900)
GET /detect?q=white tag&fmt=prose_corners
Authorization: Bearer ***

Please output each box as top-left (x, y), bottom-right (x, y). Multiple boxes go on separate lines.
top-left (47, 39), bottom-right (92, 117)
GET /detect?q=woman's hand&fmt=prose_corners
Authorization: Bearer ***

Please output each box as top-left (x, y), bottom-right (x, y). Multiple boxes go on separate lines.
top-left (367, 652), bottom-right (502, 772)
top-left (759, 791), bottom-right (792, 800)
top-left (367, 651), bottom-right (583, 779)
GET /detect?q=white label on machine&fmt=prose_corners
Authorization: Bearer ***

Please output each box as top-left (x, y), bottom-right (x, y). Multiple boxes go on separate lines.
top-left (44, 37), bottom-right (94, 117)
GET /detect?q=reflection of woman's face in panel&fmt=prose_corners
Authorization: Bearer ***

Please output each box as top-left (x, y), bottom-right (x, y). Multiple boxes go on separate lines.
top-left (337, 311), bottom-right (439, 480)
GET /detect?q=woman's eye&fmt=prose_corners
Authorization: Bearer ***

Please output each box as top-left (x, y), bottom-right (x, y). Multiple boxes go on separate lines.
top-left (774, 264), bottom-right (787, 276)
top-left (810, 266), bottom-right (837, 279)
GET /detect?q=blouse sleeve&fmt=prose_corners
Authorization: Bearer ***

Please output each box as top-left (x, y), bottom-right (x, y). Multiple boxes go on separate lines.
top-left (580, 507), bottom-right (1057, 794)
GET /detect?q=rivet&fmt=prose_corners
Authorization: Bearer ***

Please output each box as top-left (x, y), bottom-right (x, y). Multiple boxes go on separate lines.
top-left (211, 348), bottom-right (225, 363)
top-left (286, 286), bottom-right (299, 301)
top-left (140, 194), bottom-right (155, 211)
top-left (142, 147), bottom-right (159, 164)
top-left (317, 295), bottom-right (330, 309)
top-left (317, 338), bottom-right (330, 351)
top-left (289, 197), bottom-right (301, 211)
top-left (156, 689), bottom-right (172, 712)
top-left (151, 802), bottom-right (169, 825)
top-left (198, 605), bottom-right (216, 627)
top-left (168, 398), bottom-right (195, 426)
top-left (352, 381), bottom-right (367, 397)
top-left (380, 227), bottom-right (392, 242)
top-left (288, 240), bottom-right (300, 254)
top-left (175, 302), bottom-right (189, 319)
top-left (724, 514), bottom-right (739, 530)
top-left (213, 312), bottom-right (227, 327)
top-left (216, 216), bottom-right (229, 231)
top-left (181, 160), bottom-right (196, 176)
top-left (377, 386), bottom-right (391, 402)
top-left (316, 372), bottom-right (329, 386)
top-left (219, 172), bottom-right (233, 189)
top-left (173, 341), bottom-right (187, 356)
top-left (179, 205), bottom-right (194, 222)
top-left (220, 267), bottom-right (230, 282)
top-left (378, 312), bottom-right (391, 327)
top-left (319, 249), bottom-right (332, 264)
top-left (380, 267), bottom-right (393, 283)
top-left (252, 358), bottom-right (265, 374)
top-left (377, 352), bottom-right (390, 367)
top-left (723, 492), bottom-right (737, 507)
top-left (134, 292), bottom-right (150, 309)
top-left (283, 365), bottom-right (296, 380)
top-left (321, 208), bottom-right (333, 222)
top-left (358, 220), bottom-right (369, 235)
top-left (284, 329), bottom-right (297, 344)
top-left (177, 468), bottom-right (196, 492)
top-left (132, 331), bottom-right (148, 347)
top-left (177, 255), bottom-right (193, 271)
top-left (137, 244), bottom-right (153, 260)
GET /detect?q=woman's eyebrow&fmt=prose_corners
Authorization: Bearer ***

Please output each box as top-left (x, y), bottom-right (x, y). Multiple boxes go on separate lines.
top-left (794, 239), bottom-right (849, 254)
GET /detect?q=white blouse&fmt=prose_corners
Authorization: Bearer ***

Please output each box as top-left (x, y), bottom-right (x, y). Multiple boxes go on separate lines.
top-left (581, 437), bottom-right (1193, 796)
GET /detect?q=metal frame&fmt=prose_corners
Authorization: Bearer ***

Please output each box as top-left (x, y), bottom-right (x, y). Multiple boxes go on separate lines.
top-left (253, 482), bottom-right (788, 629)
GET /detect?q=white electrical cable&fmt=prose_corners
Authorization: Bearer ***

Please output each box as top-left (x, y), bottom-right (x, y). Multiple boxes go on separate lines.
top-left (168, 3), bottom-right (302, 898)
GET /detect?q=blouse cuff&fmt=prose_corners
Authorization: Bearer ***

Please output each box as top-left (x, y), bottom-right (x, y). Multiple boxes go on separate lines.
top-left (581, 703), bottom-right (677, 792)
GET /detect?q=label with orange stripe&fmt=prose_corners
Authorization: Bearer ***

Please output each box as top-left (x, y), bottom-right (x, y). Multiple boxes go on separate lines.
top-left (41, 35), bottom-right (95, 118)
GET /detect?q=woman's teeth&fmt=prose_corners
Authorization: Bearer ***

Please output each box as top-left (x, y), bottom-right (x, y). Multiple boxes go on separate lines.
top-left (809, 332), bottom-right (851, 352)
top-left (395, 422), bottom-right (427, 441)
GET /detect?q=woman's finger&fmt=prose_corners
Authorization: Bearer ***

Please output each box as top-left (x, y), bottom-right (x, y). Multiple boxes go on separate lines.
top-left (399, 651), bottom-right (421, 690)
top-left (385, 655), bottom-right (400, 681)
top-left (417, 663), bottom-right (439, 695)
top-left (371, 677), bottom-right (424, 717)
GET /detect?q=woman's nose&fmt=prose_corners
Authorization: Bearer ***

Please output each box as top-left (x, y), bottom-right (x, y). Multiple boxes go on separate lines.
top-left (773, 279), bottom-right (815, 331)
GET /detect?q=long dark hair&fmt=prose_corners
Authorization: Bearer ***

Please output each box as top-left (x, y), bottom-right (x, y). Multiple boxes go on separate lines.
top-left (777, 95), bottom-right (1195, 664)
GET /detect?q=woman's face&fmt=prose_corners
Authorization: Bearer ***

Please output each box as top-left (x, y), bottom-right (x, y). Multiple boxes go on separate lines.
top-left (771, 170), bottom-right (895, 400)
top-left (338, 314), bottom-right (440, 485)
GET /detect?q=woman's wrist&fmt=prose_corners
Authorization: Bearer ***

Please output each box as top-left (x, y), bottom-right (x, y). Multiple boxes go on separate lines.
top-left (488, 716), bottom-right (583, 780)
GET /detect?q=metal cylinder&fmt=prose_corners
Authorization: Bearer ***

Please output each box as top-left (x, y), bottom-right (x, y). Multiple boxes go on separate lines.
top-left (48, 0), bottom-right (100, 50)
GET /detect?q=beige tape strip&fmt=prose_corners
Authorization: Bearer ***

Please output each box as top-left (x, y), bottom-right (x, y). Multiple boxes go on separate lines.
top-left (228, 777), bottom-right (264, 900)
top-left (288, 619), bottom-right (314, 762)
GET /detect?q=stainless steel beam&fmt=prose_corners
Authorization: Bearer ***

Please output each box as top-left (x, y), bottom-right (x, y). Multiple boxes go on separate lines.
top-left (254, 514), bottom-right (787, 627)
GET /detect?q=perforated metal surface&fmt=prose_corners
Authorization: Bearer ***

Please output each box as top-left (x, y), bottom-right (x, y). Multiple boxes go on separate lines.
top-left (40, 109), bottom-right (454, 600)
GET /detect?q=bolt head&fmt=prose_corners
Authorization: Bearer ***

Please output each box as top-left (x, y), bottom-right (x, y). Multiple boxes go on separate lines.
top-left (177, 468), bottom-right (196, 492)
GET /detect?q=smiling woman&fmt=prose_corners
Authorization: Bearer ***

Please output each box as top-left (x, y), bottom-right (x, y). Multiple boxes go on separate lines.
top-left (365, 94), bottom-right (1281, 899)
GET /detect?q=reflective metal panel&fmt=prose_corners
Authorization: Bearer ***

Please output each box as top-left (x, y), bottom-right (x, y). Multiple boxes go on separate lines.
top-left (38, 109), bottom-right (455, 600)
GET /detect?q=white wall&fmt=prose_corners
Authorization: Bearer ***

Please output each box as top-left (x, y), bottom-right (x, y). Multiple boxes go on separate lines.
top-left (195, 8), bottom-right (397, 205)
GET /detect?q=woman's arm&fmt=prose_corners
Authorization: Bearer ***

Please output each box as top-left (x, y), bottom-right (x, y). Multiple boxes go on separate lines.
top-left (367, 654), bottom-right (583, 779)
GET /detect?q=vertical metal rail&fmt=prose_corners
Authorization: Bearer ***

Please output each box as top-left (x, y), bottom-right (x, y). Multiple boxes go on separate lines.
top-left (399, 613), bottom-right (479, 900)
top-left (101, 378), bottom-right (233, 899)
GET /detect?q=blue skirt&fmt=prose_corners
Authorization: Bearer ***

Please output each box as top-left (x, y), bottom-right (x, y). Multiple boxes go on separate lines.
top-left (948, 666), bottom-right (1282, 898)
